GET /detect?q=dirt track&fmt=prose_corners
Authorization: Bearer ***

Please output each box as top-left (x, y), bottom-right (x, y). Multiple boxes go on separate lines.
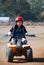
top-left (0, 25), bottom-right (44, 65)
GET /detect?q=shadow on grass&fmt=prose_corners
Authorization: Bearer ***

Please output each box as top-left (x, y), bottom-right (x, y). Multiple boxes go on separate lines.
top-left (33, 58), bottom-right (44, 62)
top-left (10, 58), bottom-right (44, 63)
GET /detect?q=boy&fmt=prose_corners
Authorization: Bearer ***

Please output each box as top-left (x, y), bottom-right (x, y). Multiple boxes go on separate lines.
top-left (8, 16), bottom-right (28, 44)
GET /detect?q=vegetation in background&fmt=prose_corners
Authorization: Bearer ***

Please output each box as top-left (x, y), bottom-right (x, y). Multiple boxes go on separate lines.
top-left (0, 0), bottom-right (44, 21)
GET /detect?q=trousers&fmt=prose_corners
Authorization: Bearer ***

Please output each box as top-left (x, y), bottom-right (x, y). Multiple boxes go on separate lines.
top-left (11, 37), bottom-right (27, 44)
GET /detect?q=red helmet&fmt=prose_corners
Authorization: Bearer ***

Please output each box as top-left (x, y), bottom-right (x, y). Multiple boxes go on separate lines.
top-left (15, 16), bottom-right (24, 22)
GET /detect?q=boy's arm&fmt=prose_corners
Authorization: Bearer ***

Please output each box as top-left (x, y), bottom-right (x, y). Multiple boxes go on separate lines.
top-left (23, 26), bottom-right (27, 33)
top-left (10, 27), bottom-right (13, 32)
top-left (23, 26), bottom-right (29, 36)
top-left (23, 26), bottom-right (28, 34)
top-left (8, 26), bottom-right (14, 36)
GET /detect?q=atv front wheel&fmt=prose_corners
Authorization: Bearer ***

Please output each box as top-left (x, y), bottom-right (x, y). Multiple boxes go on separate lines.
top-left (25, 48), bottom-right (33, 62)
top-left (6, 48), bottom-right (13, 62)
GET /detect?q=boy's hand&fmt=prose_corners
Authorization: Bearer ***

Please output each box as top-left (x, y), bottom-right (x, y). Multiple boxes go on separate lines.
top-left (25, 33), bottom-right (28, 35)
top-left (8, 32), bottom-right (13, 36)
top-left (25, 33), bottom-right (30, 36)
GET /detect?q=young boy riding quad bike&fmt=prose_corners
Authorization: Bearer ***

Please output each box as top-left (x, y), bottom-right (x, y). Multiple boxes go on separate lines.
top-left (7, 16), bottom-right (33, 62)
top-left (8, 16), bottom-right (27, 44)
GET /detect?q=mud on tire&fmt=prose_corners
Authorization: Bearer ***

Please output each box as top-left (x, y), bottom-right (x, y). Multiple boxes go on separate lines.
top-left (25, 48), bottom-right (33, 62)
top-left (6, 48), bottom-right (13, 62)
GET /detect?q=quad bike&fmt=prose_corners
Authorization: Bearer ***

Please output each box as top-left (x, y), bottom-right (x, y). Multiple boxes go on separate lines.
top-left (6, 35), bottom-right (33, 62)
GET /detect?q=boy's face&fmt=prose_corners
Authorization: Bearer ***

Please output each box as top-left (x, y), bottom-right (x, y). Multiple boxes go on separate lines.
top-left (17, 21), bottom-right (23, 27)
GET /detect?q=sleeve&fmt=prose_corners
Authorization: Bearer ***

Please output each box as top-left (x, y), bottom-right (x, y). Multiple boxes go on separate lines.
top-left (11, 25), bottom-right (17, 36)
top-left (10, 26), bottom-right (14, 32)
top-left (8, 26), bottom-right (14, 35)
top-left (23, 26), bottom-right (27, 33)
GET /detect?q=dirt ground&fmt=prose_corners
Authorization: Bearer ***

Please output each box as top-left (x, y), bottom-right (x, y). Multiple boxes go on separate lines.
top-left (0, 24), bottom-right (44, 65)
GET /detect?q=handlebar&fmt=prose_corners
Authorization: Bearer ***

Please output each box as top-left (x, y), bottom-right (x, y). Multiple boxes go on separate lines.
top-left (2, 33), bottom-right (36, 37)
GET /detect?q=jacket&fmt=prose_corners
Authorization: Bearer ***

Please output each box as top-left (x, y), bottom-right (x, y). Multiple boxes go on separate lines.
top-left (10, 25), bottom-right (27, 38)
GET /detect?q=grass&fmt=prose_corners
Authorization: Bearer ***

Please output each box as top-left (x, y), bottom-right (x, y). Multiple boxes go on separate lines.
top-left (0, 37), bottom-right (10, 44)
top-left (36, 33), bottom-right (44, 37)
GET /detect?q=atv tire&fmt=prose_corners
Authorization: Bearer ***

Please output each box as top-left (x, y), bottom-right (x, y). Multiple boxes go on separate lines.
top-left (6, 47), bottom-right (13, 62)
top-left (25, 48), bottom-right (33, 62)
